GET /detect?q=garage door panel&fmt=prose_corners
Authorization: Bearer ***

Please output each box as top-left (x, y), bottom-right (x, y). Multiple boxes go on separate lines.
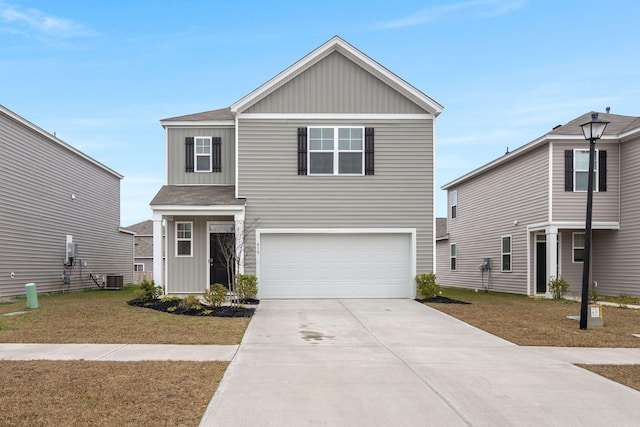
top-left (259, 233), bottom-right (412, 299)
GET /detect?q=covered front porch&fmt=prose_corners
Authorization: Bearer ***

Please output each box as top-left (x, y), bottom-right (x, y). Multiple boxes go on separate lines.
top-left (526, 221), bottom-right (620, 297)
top-left (150, 185), bottom-right (246, 294)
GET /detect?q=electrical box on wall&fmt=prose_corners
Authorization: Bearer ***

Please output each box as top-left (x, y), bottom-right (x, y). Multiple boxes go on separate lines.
top-left (65, 235), bottom-right (78, 266)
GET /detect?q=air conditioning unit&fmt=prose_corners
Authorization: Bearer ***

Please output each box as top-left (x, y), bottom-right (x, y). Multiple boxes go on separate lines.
top-left (105, 275), bottom-right (123, 290)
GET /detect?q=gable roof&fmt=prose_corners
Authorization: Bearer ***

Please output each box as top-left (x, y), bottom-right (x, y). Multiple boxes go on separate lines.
top-left (442, 111), bottom-right (640, 190)
top-left (124, 219), bottom-right (154, 235)
top-left (230, 36), bottom-right (443, 116)
top-left (161, 107), bottom-right (234, 125)
top-left (0, 104), bottom-right (123, 179)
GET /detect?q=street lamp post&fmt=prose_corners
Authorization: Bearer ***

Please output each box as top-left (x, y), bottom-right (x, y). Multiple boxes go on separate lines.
top-left (579, 112), bottom-right (609, 330)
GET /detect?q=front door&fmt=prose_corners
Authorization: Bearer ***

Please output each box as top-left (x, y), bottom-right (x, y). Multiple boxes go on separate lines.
top-left (210, 233), bottom-right (234, 288)
top-left (536, 239), bottom-right (547, 294)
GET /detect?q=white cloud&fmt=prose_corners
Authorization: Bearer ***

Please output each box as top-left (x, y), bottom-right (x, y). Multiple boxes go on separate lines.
top-left (378, 0), bottom-right (527, 29)
top-left (0, 2), bottom-right (92, 39)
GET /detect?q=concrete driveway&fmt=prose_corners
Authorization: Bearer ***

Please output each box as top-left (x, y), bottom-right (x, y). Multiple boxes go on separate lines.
top-left (201, 299), bottom-right (640, 426)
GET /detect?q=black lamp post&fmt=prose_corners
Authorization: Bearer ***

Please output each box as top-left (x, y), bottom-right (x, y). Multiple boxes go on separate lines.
top-left (578, 112), bottom-right (609, 330)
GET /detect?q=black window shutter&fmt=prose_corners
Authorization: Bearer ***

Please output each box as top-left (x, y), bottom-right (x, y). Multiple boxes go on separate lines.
top-left (185, 137), bottom-right (194, 173)
top-left (365, 127), bottom-right (374, 175)
top-left (212, 137), bottom-right (222, 173)
top-left (298, 127), bottom-right (307, 175)
top-left (564, 150), bottom-right (573, 191)
top-left (599, 150), bottom-right (607, 192)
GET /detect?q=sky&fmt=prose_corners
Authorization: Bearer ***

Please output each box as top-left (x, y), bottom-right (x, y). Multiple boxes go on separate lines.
top-left (1, 0), bottom-right (639, 226)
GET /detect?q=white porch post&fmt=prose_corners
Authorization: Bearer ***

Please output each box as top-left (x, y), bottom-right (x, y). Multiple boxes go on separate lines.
top-left (234, 212), bottom-right (245, 275)
top-left (152, 213), bottom-right (164, 292)
top-left (546, 226), bottom-right (559, 293)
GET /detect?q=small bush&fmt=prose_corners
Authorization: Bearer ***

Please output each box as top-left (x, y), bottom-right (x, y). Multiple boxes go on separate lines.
top-left (589, 289), bottom-right (600, 303)
top-left (136, 279), bottom-right (162, 301)
top-left (203, 284), bottom-right (228, 307)
top-left (161, 296), bottom-right (180, 303)
top-left (178, 295), bottom-right (202, 311)
top-left (548, 277), bottom-right (569, 299)
top-left (234, 274), bottom-right (258, 301)
top-left (416, 273), bottom-right (442, 299)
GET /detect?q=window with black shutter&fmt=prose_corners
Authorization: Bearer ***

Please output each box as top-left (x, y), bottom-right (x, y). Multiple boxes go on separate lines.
top-left (300, 126), bottom-right (372, 175)
top-left (565, 149), bottom-right (607, 192)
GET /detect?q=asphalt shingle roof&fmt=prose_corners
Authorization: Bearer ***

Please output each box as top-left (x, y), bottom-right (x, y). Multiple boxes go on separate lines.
top-left (150, 185), bottom-right (245, 206)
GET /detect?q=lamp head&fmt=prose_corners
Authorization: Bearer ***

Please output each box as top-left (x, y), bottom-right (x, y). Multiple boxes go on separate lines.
top-left (580, 112), bottom-right (609, 141)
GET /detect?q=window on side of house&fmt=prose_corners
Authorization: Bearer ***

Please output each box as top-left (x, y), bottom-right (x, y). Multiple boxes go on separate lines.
top-left (195, 137), bottom-right (212, 172)
top-left (450, 243), bottom-right (457, 271)
top-left (573, 149), bottom-right (598, 192)
top-left (176, 222), bottom-right (193, 257)
top-left (451, 190), bottom-right (458, 219)
top-left (573, 232), bottom-right (585, 263)
top-left (501, 235), bottom-right (512, 272)
top-left (134, 263), bottom-right (144, 272)
top-left (308, 127), bottom-right (364, 175)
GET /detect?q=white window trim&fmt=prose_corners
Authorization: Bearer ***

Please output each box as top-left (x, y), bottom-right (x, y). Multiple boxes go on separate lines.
top-left (450, 243), bottom-right (457, 271)
top-left (501, 235), bottom-right (512, 272)
top-left (176, 221), bottom-right (193, 257)
top-left (307, 126), bottom-right (365, 176)
top-left (451, 190), bottom-right (458, 219)
top-left (195, 136), bottom-right (212, 173)
top-left (134, 263), bottom-right (145, 272)
top-left (573, 148), bottom-right (598, 192)
top-left (572, 232), bottom-right (585, 263)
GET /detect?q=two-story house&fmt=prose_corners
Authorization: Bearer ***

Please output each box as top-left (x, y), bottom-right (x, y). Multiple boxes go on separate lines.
top-left (150, 36), bottom-right (443, 299)
top-left (438, 111), bottom-right (640, 298)
top-left (0, 104), bottom-right (133, 297)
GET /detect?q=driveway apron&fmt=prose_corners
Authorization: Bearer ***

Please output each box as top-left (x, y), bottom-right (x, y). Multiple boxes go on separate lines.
top-left (200, 299), bottom-right (640, 426)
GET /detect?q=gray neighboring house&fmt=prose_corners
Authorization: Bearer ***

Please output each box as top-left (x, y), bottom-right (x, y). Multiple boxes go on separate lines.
top-left (151, 36), bottom-right (443, 299)
top-left (123, 219), bottom-right (161, 283)
top-left (438, 111), bottom-right (640, 298)
top-left (0, 104), bottom-right (134, 297)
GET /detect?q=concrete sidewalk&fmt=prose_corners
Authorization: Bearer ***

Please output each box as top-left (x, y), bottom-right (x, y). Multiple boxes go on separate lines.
top-left (200, 299), bottom-right (640, 427)
top-left (0, 343), bottom-right (238, 361)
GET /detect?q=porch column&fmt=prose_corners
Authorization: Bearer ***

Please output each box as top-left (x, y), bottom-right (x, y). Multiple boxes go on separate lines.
top-left (546, 226), bottom-right (559, 291)
top-left (152, 213), bottom-right (164, 292)
top-left (234, 212), bottom-right (245, 275)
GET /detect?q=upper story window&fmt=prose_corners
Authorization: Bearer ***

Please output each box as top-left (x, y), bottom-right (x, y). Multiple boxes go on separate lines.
top-left (564, 149), bottom-right (607, 192)
top-left (298, 127), bottom-right (374, 176)
top-left (176, 222), bottom-right (193, 257)
top-left (185, 137), bottom-right (222, 173)
top-left (308, 127), bottom-right (364, 175)
top-left (501, 235), bottom-right (512, 272)
top-left (195, 137), bottom-right (212, 172)
top-left (451, 190), bottom-right (458, 219)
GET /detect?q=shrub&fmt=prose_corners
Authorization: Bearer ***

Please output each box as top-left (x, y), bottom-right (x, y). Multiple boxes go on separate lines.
top-left (234, 274), bottom-right (258, 301)
top-left (589, 289), bottom-right (600, 303)
top-left (161, 296), bottom-right (180, 303)
top-left (136, 279), bottom-right (162, 301)
top-left (203, 284), bottom-right (228, 307)
top-left (178, 295), bottom-right (202, 311)
top-left (548, 277), bottom-right (569, 299)
top-left (416, 273), bottom-right (442, 299)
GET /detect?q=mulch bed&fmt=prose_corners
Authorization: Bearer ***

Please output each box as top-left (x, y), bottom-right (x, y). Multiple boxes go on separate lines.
top-left (415, 295), bottom-right (471, 304)
top-left (127, 298), bottom-right (256, 318)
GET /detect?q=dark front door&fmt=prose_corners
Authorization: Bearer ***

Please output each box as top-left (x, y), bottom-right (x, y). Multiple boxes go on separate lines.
top-left (536, 240), bottom-right (547, 294)
top-left (210, 233), bottom-right (234, 288)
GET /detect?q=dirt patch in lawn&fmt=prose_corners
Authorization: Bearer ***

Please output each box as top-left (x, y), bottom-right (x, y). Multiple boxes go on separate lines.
top-left (0, 360), bottom-right (226, 427)
top-left (578, 364), bottom-right (640, 392)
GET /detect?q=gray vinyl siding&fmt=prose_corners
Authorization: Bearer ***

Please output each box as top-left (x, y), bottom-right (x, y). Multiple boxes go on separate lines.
top-left (0, 111), bottom-right (132, 297)
top-left (588, 135), bottom-right (640, 297)
top-left (166, 127), bottom-right (235, 185)
top-left (551, 142), bottom-right (620, 222)
top-left (237, 118), bottom-right (434, 277)
top-left (438, 145), bottom-right (549, 294)
top-left (246, 52), bottom-right (425, 114)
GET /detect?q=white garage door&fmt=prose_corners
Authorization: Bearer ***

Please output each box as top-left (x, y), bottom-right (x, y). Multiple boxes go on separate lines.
top-left (258, 232), bottom-right (413, 299)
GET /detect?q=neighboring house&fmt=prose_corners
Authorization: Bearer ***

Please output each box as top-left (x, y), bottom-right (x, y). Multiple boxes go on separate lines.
top-left (123, 219), bottom-right (165, 284)
top-left (437, 111), bottom-right (640, 298)
top-left (150, 36), bottom-right (443, 299)
top-left (0, 105), bottom-right (134, 297)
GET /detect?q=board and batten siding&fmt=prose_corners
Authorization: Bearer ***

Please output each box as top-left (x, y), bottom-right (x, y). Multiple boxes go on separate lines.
top-left (166, 127), bottom-right (235, 185)
top-left (438, 145), bottom-right (549, 294)
top-left (236, 118), bottom-right (434, 276)
top-left (588, 135), bottom-right (640, 297)
top-left (245, 52), bottom-right (425, 115)
top-left (551, 141), bottom-right (620, 223)
top-left (0, 110), bottom-right (132, 297)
